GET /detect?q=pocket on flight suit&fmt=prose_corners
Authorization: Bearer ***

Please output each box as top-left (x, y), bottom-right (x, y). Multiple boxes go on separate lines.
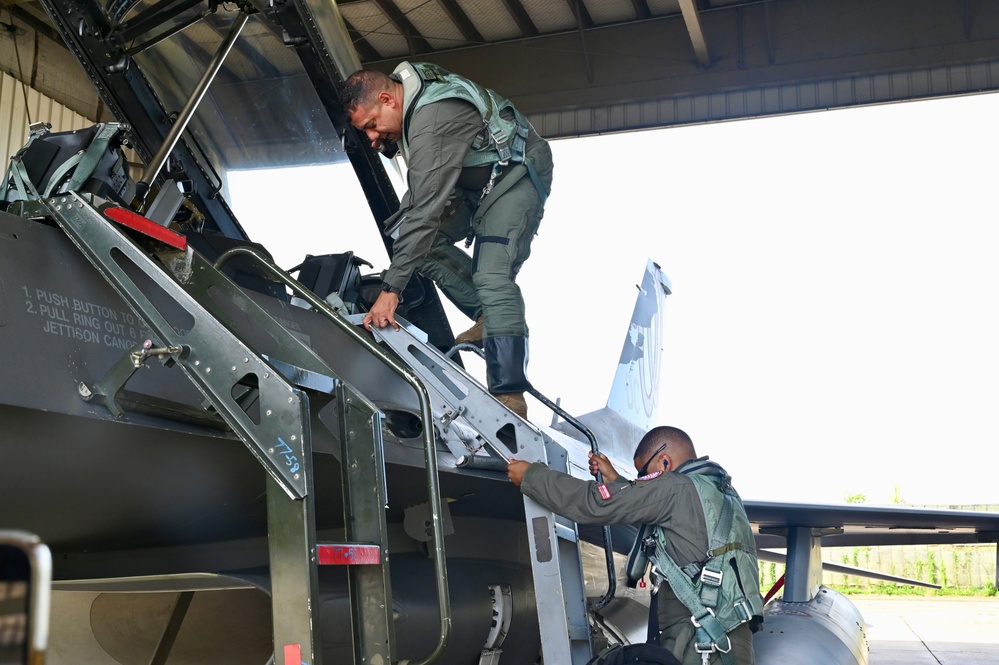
top-left (436, 191), bottom-right (474, 244)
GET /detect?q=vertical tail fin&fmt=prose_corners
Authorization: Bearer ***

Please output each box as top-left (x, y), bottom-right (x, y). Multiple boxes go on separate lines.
top-left (605, 260), bottom-right (672, 432)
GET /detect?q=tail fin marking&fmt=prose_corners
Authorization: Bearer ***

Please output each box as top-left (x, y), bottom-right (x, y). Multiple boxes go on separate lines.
top-left (605, 260), bottom-right (672, 433)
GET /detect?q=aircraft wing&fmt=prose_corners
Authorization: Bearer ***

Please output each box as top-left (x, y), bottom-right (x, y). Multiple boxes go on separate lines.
top-left (746, 500), bottom-right (999, 548)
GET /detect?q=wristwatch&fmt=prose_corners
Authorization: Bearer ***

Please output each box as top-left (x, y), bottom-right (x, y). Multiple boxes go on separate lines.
top-left (381, 283), bottom-right (403, 297)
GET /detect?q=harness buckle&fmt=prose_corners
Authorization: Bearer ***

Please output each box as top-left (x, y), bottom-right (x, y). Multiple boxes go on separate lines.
top-left (700, 568), bottom-right (723, 587)
top-left (735, 599), bottom-right (753, 623)
top-left (690, 607), bottom-right (715, 629)
top-left (694, 633), bottom-right (731, 654)
top-left (649, 566), bottom-right (663, 595)
top-left (29, 121), bottom-right (52, 137)
top-left (490, 126), bottom-right (509, 147)
top-left (479, 163), bottom-right (502, 203)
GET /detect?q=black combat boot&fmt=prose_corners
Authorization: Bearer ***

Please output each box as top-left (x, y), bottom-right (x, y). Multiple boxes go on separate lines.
top-left (484, 335), bottom-right (532, 419)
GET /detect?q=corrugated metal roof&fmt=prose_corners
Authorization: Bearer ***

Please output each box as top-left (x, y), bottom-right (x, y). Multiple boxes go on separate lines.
top-left (334, 0), bottom-right (700, 63)
top-left (6, 0), bottom-right (999, 143)
top-left (456, 0), bottom-right (522, 43)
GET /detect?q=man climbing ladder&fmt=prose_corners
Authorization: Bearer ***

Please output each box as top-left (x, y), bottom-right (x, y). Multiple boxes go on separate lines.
top-left (342, 61), bottom-right (554, 420)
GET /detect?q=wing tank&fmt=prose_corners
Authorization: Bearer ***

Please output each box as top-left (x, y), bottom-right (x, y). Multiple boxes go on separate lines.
top-left (756, 587), bottom-right (869, 665)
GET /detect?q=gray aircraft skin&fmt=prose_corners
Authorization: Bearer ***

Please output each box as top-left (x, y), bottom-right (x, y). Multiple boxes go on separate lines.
top-left (2, 3), bottom-right (999, 665)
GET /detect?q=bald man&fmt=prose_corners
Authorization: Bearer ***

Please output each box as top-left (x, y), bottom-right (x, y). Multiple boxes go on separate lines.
top-left (507, 426), bottom-right (763, 665)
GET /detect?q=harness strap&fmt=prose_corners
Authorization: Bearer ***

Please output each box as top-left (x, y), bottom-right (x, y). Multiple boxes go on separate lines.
top-left (651, 546), bottom-right (729, 647)
top-left (65, 123), bottom-right (121, 192)
top-left (698, 491), bottom-right (736, 610)
top-left (649, 480), bottom-right (747, 664)
top-left (3, 159), bottom-right (23, 203)
top-left (478, 153), bottom-right (547, 209)
top-left (709, 542), bottom-right (754, 558)
top-left (11, 159), bottom-right (40, 200)
top-left (2, 132), bottom-right (42, 203)
top-left (647, 585), bottom-right (660, 644)
top-left (42, 151), bottom-right (85, 197)
top-left (1, 157), bottom-right (20, 203)
top-left (475, 236), bottom-right (509, 245)
top-left (525, 157), bottom-right (548, 206)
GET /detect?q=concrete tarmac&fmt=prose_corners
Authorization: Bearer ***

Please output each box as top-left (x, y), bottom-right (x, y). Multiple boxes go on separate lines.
top-left (852, 596), bottom-right (999, 664)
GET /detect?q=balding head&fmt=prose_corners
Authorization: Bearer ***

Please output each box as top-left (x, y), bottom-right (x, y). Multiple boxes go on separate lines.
top-left (341, 69), bottom-right (404, 150)
top-left (633, 426), bottom-right (697, 475)
top-left (341, 69), bottom-right (395, 113)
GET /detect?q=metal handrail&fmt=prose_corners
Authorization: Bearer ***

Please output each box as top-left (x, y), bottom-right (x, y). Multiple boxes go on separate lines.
top-left (445, 340), bottom-right (619, 612)
top-left (527, 387), bottom-right (617, 610)
top-left (213, 246), bottom-right (451, 665)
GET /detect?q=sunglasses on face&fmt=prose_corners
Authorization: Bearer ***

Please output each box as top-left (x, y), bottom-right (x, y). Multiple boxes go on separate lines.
top-left (637, 442), bottom-right (669, 478)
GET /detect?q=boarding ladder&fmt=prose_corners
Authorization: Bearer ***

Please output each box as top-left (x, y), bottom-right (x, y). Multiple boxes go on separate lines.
top-left (32, 189), bottom-right (603, 665)
top-left (26, 191), bottom-right (451, 665)
top-left (370, 323), bottom-right (599, 664)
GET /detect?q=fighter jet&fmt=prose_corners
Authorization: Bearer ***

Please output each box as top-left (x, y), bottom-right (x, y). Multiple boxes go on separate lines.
top-left (1, 2), bottom-right (998, 665)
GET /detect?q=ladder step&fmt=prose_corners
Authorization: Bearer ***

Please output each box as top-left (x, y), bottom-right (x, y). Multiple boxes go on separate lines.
top-left (264, 355), bottom-right (340, 394)
top-left (568, 623), bottom-right (590, 640)
top-left (317, 543), bottom-right (382, 565)
top-left (555, 522), bottom-right (578, 543)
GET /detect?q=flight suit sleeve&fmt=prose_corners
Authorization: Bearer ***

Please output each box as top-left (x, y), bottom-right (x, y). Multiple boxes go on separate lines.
top-left (382, 99), bottom-right (483, 292)
top-left (521, 463), bottom-right (678, 526)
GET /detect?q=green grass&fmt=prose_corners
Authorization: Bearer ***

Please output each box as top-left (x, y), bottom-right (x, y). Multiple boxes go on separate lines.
top-left (828, 583), bottom-right (997, 597)
top-left (760, 542), bottom-right (997, 599)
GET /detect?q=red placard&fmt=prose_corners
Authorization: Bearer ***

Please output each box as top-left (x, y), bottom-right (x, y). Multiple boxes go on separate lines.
top-left (317, 543), bottom-right (381, 565)
top-left (283, 643), bottom-right (302, 665)
top-left (104, 206), bottom-right (188, 250)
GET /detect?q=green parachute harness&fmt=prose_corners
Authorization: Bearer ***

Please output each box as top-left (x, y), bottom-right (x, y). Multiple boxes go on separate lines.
top-left (644, 458), bottom-right (764, 665)
top-left (392, 61), bottom-right (547, 206)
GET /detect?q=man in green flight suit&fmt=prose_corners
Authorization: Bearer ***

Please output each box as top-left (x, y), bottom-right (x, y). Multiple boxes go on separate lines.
top-left (342, 62), bottom-right (554, 419)
top-left (507, 426), bottom-right (764, 665)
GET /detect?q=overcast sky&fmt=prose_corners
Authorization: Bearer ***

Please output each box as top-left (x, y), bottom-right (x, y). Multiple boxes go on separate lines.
top-left (229, 91), bottom-right (999, 508)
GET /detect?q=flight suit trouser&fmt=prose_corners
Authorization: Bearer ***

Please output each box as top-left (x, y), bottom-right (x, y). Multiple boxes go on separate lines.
top-left (417, 141), bottom-right (554, 393)
top-left (418, 201), bottom-right (481, 322)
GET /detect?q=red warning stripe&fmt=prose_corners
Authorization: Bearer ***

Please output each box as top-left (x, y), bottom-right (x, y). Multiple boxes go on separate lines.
top-left (317, 543), bottom-right (381, 565)
top-left (103, 206), bottom-right (188, 250)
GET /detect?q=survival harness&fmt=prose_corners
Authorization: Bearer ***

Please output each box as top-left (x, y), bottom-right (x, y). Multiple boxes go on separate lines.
top-left (392, 61), bottom-right (548, 207)
top-left (1, 122), bottom-right (132, 208)
top-left (641, 458), bottom-right (764, 665)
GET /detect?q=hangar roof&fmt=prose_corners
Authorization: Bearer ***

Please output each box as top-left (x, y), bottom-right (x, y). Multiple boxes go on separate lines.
top-left (5, 0), bottom-right (999, 140)
top-left (332, 0), bottom-right (999, 139)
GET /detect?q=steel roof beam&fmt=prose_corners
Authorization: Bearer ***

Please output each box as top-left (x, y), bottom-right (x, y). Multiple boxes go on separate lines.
top-left (678, 0), bottom-right (711, 66)
top-left (565, 0), bottom-right (594, 30)
top-left (7, 4), bottom-right (66, 48)
top-left (500, 0), bottom-right (538, 38)
top-left (435, 0), bottom-right (483, 45)
top-left (370, 0), bottom-right (433, 55)
top-left (570, 0), bottom-right (593, 82)
top-left (343, 17), bottom-right (383, 63)
top-left (630, 0), bottom-right (652, 21)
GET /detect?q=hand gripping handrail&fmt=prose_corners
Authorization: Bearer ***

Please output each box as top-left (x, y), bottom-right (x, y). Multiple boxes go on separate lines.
top-left (214, 246), bottom-right (451, 665)
top-left (526, 387), bottom-right (616, 610)
top-left (448, 340), bottom-right (618, 612)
